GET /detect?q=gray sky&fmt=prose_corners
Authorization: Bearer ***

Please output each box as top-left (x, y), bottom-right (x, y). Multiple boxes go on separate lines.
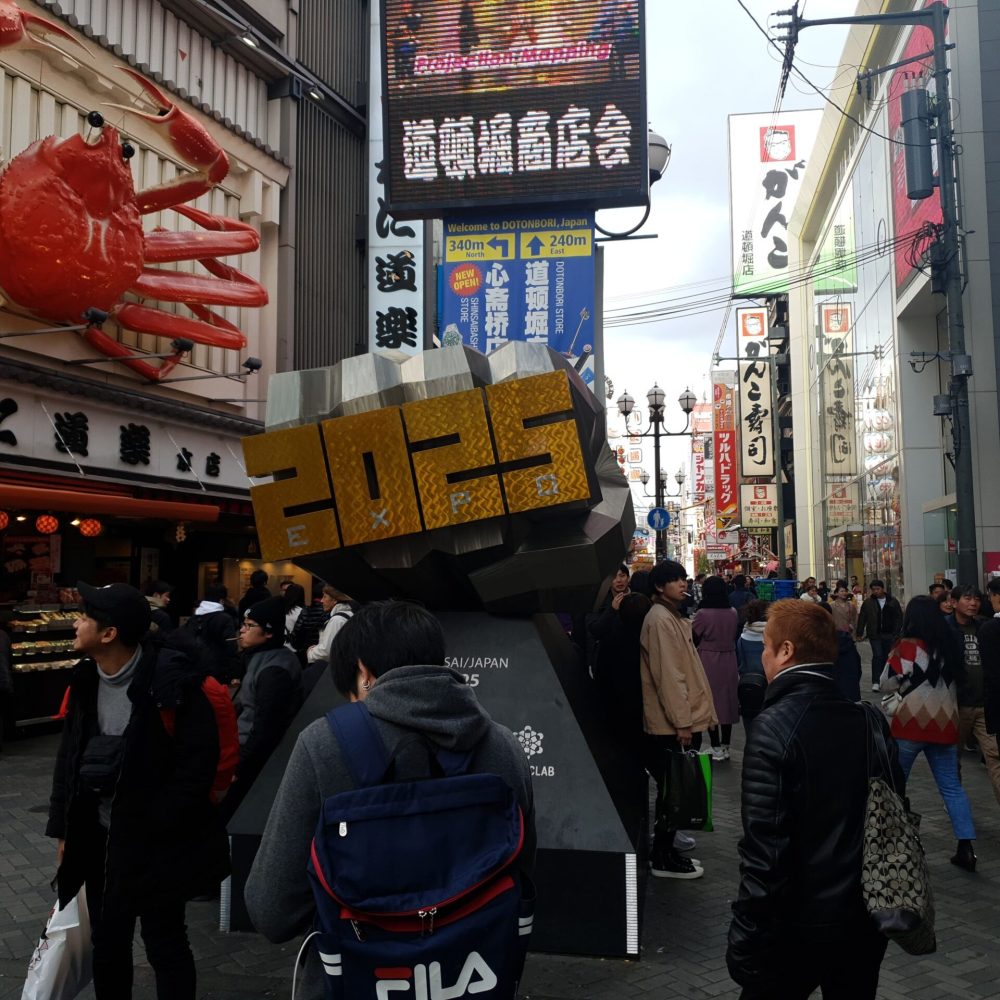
top-left (598, 0), bottom-right (849, 499)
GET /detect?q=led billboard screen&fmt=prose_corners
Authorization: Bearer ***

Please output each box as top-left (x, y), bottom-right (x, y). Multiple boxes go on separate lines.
top-left (380, 0), bottom-right (647, 217)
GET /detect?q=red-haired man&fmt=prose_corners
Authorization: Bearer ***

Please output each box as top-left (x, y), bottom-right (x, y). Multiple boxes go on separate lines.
top-left (727, 600), bottom-right (901, 1000)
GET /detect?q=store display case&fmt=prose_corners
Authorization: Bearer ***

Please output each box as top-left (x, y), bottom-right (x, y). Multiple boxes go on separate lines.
top-left (5, 605), bottom-right (79, 730)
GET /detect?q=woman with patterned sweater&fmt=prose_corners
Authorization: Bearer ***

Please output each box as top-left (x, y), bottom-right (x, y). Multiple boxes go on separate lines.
top-left (880, 594), bottom-right (978, 872)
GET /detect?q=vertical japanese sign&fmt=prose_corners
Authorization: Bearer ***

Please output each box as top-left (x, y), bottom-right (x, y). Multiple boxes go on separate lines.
top-left (820, 311), bottom-right (858, 476)
top-left (692, 435), bottom-right (705, 501)
top-left (728, 109), bottom-right (822, 296)
top-left (738, 354), bottom-right (773, 477)
top-left (889, 0), bottom-right (945, 290)
top-left (712, 372), bottom-right (737, 531)
top-left (440, 213), bottom-right (596, 387)
top-left (736, 305), bottom-right (768, 357)
top-left (369, 2), bottom-right (425, 356)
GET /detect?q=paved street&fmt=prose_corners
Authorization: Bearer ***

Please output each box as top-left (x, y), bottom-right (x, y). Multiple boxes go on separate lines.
top-left (2, 680), bottom-right (999, 999)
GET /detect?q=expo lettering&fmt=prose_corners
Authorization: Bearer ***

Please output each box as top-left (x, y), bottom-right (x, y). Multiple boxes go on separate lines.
top-left (243, 371), bottom-right (592, 561)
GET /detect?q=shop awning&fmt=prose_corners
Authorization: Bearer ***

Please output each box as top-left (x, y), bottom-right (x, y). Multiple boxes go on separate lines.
top-left (0, 484), bottom-right (220, 522)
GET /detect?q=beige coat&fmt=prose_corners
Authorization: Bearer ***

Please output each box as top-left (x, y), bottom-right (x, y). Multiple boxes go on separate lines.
top-left (639, 601), bottom-right (718, 735)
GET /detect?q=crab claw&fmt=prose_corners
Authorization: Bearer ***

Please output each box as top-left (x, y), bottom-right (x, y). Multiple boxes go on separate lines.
top-left (104, 67), bottom-right (230, 215)
top-left (0, 0), bottom-right (85, 57)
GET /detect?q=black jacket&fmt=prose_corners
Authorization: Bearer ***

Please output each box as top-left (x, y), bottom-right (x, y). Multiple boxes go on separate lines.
top-left (238, 585), bottom-right (272, 617)
top-left (857, 594), bottom-right (903, 640)
top-left (46, 633), bottom-right (230, 912)
top-left (726, 663), bottom-right (900, 993)
top-left (183, 610), bottom-right (240, 683)
top-left (979, 616), bottom-right (1000, 734)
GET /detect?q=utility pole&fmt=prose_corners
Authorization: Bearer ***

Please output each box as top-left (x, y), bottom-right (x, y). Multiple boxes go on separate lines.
top-left (777, 1), bottom-right (978, 583)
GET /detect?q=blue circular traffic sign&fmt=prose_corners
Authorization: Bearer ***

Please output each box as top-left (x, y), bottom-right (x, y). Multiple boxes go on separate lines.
top-left (647, 507), bottom-right (671, 531)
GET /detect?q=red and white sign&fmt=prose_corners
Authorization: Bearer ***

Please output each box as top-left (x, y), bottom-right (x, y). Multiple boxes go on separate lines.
top-left (740, 483), bottom-right (778, 528)
top-left (713, 374), bottom-right (738, 526)
top-left (736, 305), bottom-right (768, 356)
top-left (828, 484), bottom-right (860, 527)
top-left (820, 302), bottom-right (852, 337)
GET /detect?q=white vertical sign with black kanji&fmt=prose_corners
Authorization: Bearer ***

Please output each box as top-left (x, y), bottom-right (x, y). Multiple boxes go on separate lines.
top-left (368, 6), bottom-right (424, 356)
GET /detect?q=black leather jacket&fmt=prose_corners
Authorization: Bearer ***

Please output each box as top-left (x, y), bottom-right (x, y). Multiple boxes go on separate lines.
top-left (726, 664), bottom-right (900, 993)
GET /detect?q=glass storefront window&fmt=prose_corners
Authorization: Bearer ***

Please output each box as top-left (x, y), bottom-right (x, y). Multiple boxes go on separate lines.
top-left (810, 116), bottom-right (905, 599)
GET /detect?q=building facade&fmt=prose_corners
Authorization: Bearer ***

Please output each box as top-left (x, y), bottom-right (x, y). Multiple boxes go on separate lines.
top-left (789, 0), bottom-right (1000, 599)
top-left (0, 0), bottom-right (369, 726)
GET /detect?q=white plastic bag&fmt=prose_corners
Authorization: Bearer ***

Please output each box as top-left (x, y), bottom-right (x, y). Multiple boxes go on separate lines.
top-left (22, 887), bottom-right (92, 1000)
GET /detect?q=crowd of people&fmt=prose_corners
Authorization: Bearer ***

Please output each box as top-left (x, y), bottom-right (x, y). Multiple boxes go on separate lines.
top-left (22, 560), bottom-right (1000, 1000)
top-left (581, 562), bottom-right (999, 996)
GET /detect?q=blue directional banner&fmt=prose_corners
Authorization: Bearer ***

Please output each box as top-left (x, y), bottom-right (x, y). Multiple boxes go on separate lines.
top-left (439, 212), bottom-right (597, 386)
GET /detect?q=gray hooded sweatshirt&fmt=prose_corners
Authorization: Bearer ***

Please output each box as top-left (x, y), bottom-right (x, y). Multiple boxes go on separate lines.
top-left (244, 664), bottom-right (535, 1000)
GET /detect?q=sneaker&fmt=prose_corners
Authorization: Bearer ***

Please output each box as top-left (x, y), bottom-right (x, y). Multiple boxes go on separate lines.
top-left (871, 684), bottom-right (880, 693)
top-left (710, 746), bottom-right (725, 762)
top-left (721, 745), bottom-right (731, 761)
top-left (673, 831), bottom-right (697, 852)
top-left (650, 851), bottom-right (704, 879)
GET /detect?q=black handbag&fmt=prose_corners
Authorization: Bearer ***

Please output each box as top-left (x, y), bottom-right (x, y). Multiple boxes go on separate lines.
top-left (860, 703), bottom-right (936, 955)
top-left (78, 734), bottom-right (124, 795)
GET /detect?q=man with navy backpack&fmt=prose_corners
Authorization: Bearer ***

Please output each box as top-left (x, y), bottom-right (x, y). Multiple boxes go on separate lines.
top-left (245, 600), bottom-right (535, 1000)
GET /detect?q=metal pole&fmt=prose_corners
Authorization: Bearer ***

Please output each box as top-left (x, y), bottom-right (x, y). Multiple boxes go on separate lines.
top-left (654, 415), bottom-right (663, 562)
top-left (771, 353), bottom-right (786, 576)
top-left (932, 2), bottom-right (978, 584)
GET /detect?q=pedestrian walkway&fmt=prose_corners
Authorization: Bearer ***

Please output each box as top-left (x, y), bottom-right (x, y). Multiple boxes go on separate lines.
top-left (2, 695), bottom-right (999, 999)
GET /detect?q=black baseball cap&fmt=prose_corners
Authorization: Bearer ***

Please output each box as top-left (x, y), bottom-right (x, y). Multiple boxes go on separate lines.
top-left (78, 581), bottom-right (151, 644)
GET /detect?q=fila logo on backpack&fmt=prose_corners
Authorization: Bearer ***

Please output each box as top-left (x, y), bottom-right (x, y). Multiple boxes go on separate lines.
top-left (319, 950), bottom-right (497, 999)
top-left (305, 702), bottom-right (533, 999)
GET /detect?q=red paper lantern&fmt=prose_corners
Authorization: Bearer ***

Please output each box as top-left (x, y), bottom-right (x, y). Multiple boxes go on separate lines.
top-left (36, 514), bottom-right (59, 534)
top-left (0, 510), bottom-right (8, 531)
top-left (78, 518), bottom-right (103, 537)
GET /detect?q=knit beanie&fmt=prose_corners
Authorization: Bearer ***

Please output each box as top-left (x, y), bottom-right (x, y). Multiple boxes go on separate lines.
top-left (245, 595), bottom-right (286, 643)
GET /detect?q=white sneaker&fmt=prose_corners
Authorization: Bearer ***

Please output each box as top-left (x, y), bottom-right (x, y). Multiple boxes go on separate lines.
top-left (871, 684), bottom-right (880, 692)
top-left (721, 745), bottom-right (731, 761)
top-left (710, 746), bottom-right (726, 762)
top-left (673, 831), bottom-right (697, 852)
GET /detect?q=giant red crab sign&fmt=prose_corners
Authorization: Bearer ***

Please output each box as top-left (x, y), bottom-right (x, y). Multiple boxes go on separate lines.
top-left (0, 12), bottom-right (267, 381)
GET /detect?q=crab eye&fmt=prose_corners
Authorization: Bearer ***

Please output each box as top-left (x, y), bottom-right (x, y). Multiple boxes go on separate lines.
top-left (87, 111), bottom-right (105, 129)
top-left (122, 142), bottom-right (135, 160)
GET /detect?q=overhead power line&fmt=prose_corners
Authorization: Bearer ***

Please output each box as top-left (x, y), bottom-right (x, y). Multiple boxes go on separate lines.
top-left (605, 227), bottom-right (925, 328)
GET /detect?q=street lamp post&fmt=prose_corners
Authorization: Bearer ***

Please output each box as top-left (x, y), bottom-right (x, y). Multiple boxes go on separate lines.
top-left (618, 385), bottom-right (696, 562)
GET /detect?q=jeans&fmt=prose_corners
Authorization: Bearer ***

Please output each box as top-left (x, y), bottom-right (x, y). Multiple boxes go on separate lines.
top-left (85, 826), bottom-right (196, 1000)
top-left (868, 636), bottom-right (892, 686)
top-left (896, 739), bottom-right (975, 840)
top-left (646, 731), bottom-right (703, 856)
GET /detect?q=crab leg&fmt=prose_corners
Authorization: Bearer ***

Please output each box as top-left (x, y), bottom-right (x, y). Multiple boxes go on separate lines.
top-left (0, 2), bottom-right (86, 56)
top-left (81, 322), bottom-right (187, 382)
top-left (145, 227), bottom-right (260, 263)
top-left (132, 269), bottom-right (267, 307)
top-left (113, 303), bottom-right (246, 351)
top-left (105, 68), bottom-right (229, 214)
